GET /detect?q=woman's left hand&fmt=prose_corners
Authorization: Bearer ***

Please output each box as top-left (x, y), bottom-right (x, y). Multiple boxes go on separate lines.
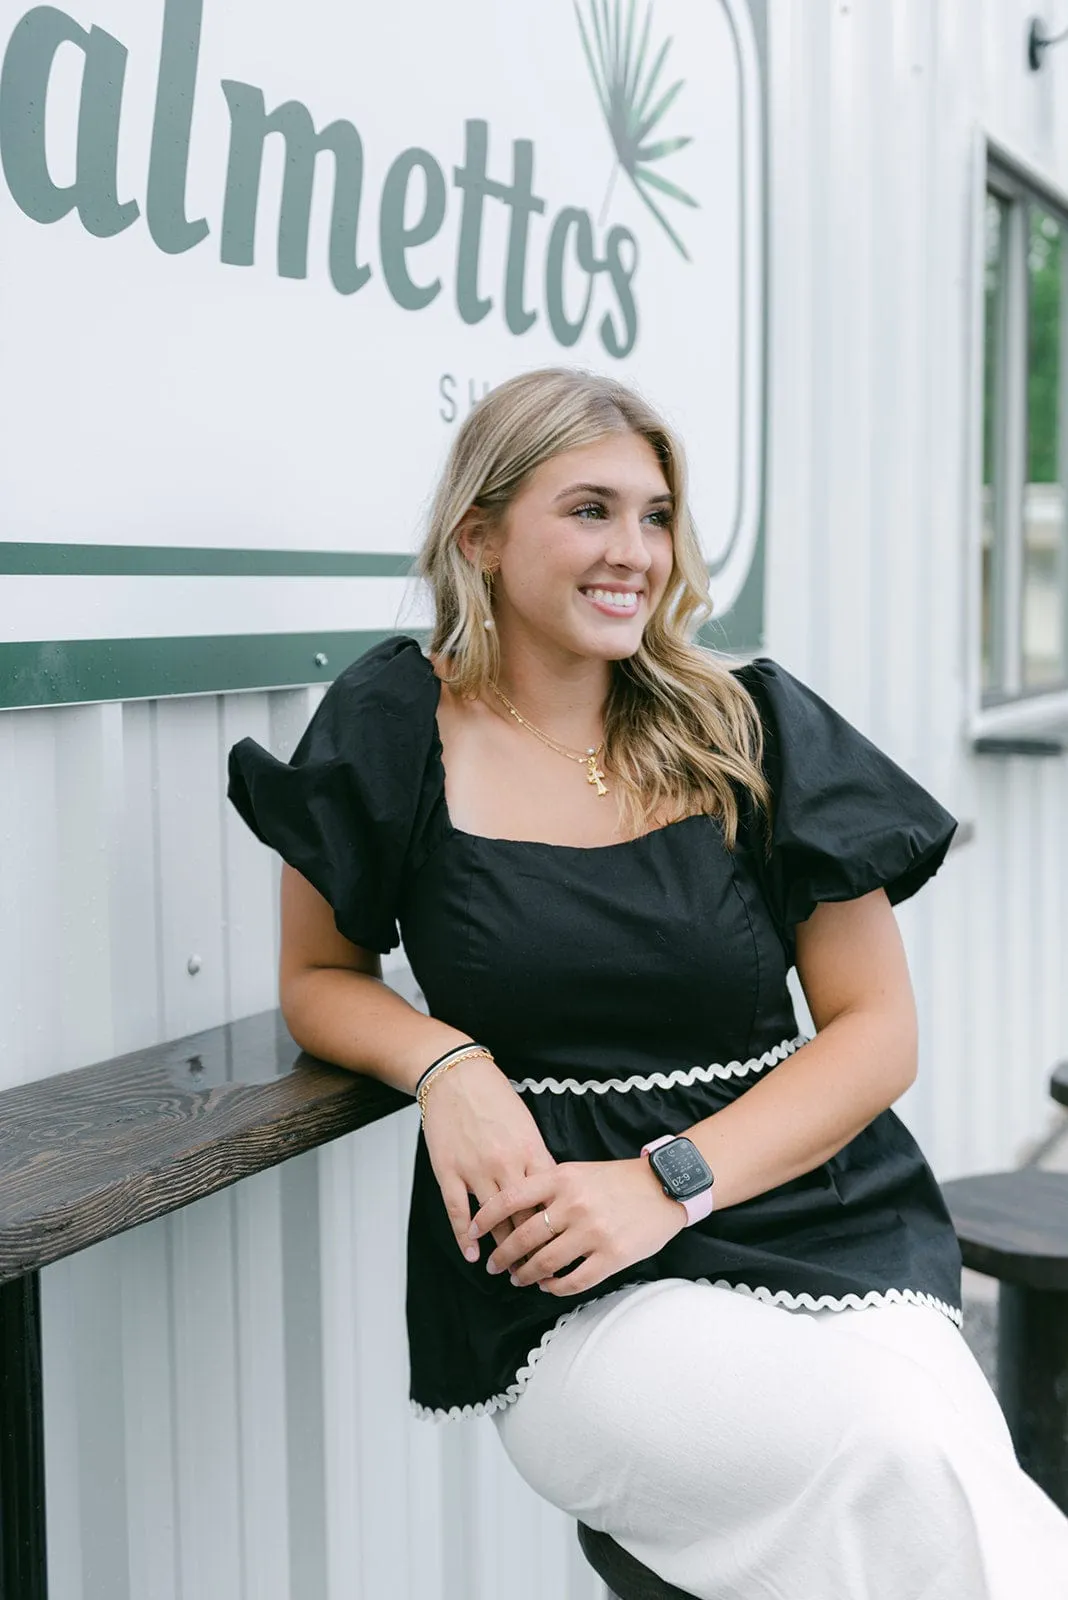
top-left (468, 1158), bottom-right (687, 1296)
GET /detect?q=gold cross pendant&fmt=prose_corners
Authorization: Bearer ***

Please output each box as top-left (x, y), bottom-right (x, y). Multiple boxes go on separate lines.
top-left (585, 754), bottom-right (608, 796)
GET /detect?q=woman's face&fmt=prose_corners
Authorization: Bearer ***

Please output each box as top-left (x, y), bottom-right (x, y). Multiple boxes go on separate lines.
top-left (480, 431), bottom-right (675, 665)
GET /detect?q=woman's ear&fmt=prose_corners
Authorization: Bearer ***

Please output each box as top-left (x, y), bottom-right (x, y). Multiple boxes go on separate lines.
top-left (455, 507), bottom-right (482, 565)
top-left (456, 507), bottom-right (499, 568)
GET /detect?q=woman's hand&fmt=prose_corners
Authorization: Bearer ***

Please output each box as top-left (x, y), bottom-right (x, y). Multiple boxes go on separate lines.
top-left (421, 1055), bottom-right (558, 1260)
top-left (467, 1158), bottom-right (687, 1296)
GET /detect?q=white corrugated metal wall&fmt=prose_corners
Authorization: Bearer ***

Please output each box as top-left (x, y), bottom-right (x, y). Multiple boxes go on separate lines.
top-left (2, 3), bottom-right (1066, 1595)
top-left (764, 0), bottom-right (1068, 1180)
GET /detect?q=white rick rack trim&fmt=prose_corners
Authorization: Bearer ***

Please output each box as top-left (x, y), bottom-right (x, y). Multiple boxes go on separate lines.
top-left (506, 1033), bottom-right (810, 1096)
top-left (409, 1280), bottom-right (965, 1422)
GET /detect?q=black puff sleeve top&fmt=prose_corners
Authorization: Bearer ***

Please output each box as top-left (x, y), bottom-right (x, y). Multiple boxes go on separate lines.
top-left (228, 636), bottom-right (962, 1421)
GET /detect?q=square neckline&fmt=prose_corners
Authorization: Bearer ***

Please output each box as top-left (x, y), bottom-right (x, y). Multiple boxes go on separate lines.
top-left (424, 654), bottom-right (713, 855)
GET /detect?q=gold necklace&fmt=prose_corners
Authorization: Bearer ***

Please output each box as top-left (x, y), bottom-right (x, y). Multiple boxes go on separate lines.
top-left (488, 683), bottom-right (609, 796)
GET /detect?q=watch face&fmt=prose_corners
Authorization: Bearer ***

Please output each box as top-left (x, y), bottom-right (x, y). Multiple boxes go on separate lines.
top-left (650, 1137), bottom-right (714, 1199)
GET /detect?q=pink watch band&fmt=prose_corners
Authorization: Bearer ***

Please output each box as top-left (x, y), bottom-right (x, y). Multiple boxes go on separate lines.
top-left (641, 1135), bottom-right (716, 1226)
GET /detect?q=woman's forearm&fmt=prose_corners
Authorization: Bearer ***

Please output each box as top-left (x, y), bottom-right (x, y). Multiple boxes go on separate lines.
top-left (281, 965), bottom-right (476, 1096)
top-left (684, 1005), bottom-right (917, 1213)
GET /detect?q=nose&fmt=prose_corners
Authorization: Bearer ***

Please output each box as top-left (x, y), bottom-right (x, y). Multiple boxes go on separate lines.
top-left (605, 510), bottom-right (653, 572)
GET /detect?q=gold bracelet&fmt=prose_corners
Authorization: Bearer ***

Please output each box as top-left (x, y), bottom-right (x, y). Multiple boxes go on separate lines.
top-left (417, 1046), bottom-right (496, 1123)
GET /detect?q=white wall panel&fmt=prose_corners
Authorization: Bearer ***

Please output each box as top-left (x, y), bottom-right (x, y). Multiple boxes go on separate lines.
top-left (111, 701), bottom-right (166, 1053)
top-left (234, 1168), bottom-right (292, 1600)
top-left (220, 691), bottom-right (280, 1021)
top-left (154, 696), bottom-right (228, 1038)
top-left (6, 2), bottom-right (1066, 1595)
top-left (765, 0), bottom-right (1068, 1183)
top-left (119, 1218), bottom-right (180, 1600)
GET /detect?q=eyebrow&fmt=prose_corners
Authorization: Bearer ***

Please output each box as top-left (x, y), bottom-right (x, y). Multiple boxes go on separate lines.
top-left (553, 482), bottom-right (674, 506)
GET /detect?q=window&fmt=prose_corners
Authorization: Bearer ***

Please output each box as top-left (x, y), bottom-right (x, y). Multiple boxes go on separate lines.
top-left (978, 150), bottom-right (1068, 725)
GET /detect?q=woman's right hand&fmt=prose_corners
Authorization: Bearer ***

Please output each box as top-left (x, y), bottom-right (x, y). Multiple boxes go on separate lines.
top-left (421, 1055), bottom-right (557, 1263)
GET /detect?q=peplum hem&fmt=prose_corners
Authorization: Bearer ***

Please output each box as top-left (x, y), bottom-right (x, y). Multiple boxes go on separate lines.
top-left (409, 1280), bottom-right (965, 1423)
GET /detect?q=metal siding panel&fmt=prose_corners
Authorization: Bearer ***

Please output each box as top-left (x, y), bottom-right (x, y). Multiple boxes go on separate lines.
top-left (319, 1137), bottom-right (364, 1600)
top-left (119, 1219), bottom-right (181, 1600)
top-left (349, 1116), bottom-right (415, 1599)
top-left (439, 1424), bottom-right (483, 1600)
top-left (763, 0), bottom-right (814, 665)
top-left (926, 855), bottom-right (970, 1177)
top-left (1037, 762), bottom-right (1067, 1089)
top-left (48, 1245), bottom-right (132, 1600)
top-left (54, 706), bottom-right (119, 1072)
top-left (220, 692), bottom-right (279, 1021)
top-left (880, 2), bottom-right (932, 771)
top-left (279, 1151), bottom-right (330, 1600)
top-left (406, 1421), bottom-right (447, 1600)
top-left (40, 1260), bottom-right (86, 1600)
top-left (171, 1193), bottom-right (245, 1600)
top-left (967, 769), bottom-right (1013, 1172)
top-left (802, 3), bottom-right (836, 689)
top-left (1002, 759), bottom-right (1038, 1163)
top-left (0, 717), bottom-right (21, 1072)
top-left (154, 697), bottom-right (228, 1038)
top-left (234, 1168), bottom-right (291, 1600)
top-left (6, 711), bottom-right (63, 1086)
top-left (111, 701), bottom-right (166, 1052)
top-left (825, 3), bottom-right (875, 722)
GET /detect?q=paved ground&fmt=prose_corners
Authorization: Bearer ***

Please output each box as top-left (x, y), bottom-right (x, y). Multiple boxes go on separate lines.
top-left (959, 1104), bottom-right (1068, 1395)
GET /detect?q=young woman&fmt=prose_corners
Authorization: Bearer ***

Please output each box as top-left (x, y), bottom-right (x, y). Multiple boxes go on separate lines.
top-left (228, 368), bottom-right (1068, 1598)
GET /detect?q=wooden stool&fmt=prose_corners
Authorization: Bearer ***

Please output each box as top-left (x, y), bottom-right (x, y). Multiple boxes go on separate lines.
top-left (941, 1168), bottom-right (1068, 1513)
top-left (576, 1521), bottom-right (700, 1600)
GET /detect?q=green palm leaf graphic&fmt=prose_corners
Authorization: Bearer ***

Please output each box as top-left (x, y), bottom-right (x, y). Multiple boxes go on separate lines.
top-left (574, 0), bottom-right (698, 260)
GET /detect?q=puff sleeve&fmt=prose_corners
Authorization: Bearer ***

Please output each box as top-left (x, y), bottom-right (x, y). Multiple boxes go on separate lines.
top-left (226, 635), bottom-right (441, 953)
top-left (735, 658), bottom-right (958, 932)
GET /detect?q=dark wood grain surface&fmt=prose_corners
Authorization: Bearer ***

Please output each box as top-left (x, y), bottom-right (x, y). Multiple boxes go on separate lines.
top-left (942, 1171), bottom-right (1068, 1291)
top-left (0, 1009), bottom-right (408, 1284)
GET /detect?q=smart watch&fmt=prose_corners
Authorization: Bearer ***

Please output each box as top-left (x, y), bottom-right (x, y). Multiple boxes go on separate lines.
top-left (641, 1134), bottom-right (716, 1225)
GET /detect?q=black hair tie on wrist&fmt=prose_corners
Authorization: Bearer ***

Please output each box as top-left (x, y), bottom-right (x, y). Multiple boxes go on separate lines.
top-left (415, 1043), bottom-right (486, 1096)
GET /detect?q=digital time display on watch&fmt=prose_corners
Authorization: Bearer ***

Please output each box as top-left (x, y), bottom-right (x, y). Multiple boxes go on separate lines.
top-left (649, 1136), bottom-right (714, 1199)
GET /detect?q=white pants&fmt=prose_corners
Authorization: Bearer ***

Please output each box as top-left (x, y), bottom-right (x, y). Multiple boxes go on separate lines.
top-left (491, 1277), bottom-right (1068, 1599)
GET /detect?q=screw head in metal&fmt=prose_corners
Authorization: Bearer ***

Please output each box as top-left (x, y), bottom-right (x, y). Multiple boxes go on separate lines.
top-left (314, 652), bottom-right (329, 668)
top-left (186, 954), bottom-right (202, 976)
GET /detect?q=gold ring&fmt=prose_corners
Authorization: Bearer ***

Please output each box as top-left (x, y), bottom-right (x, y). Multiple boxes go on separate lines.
top-left (543, 1209), bottom-right (559, 1238)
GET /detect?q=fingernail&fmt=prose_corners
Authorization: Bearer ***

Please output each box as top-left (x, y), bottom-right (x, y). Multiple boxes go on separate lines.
top-left (464, 1246), bottom-right (479, 1263)
top-left (467, 1223), bottom-right (480, 1239)
top-left (486, 1260), bottom-right (500, 1275)
top-left (509, 1273), bottom-right (521, 1287)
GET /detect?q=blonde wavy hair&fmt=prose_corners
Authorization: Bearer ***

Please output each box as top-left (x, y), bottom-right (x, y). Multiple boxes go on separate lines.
top-left (415, 368), bottom-right (770, 846)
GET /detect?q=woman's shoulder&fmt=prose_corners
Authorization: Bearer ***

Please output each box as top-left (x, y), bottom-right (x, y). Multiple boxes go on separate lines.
top-left (226, 633), bottom-right (444, 951)
top-left (725, 654), bottom-right (814, 709)
top-left (296, 633), bottom-right (440, 753)
top-left (324, 632), bottom-right (437, 713)
top-left (724, 655), bottom-right (862, 762)
top-left (719, 653), bottom-right (958, 926)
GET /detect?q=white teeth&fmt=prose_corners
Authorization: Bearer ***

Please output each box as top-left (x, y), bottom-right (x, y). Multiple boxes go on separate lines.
top-left (583, 588), bottom-right (640, 610)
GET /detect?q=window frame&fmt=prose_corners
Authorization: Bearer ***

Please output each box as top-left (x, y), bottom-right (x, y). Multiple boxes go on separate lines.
top-left (967, 133), bottom-right (1068, 743)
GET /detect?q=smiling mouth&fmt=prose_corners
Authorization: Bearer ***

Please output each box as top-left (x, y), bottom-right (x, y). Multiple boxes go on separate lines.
top-left (580, 587), bottom-right (642, 615)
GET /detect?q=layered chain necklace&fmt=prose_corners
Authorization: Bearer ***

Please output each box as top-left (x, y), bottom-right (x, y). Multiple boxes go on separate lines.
top-left (488, 683), bottom-right (609, 797)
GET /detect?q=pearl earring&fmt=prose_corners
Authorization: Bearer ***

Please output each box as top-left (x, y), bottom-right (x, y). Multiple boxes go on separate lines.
top-left (483, 617), bottom-right (495, 630)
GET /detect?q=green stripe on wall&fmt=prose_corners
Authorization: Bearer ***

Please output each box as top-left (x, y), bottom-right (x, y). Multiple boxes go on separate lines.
top-left (0, 632), bottom-right (429, 709)
top-left (0, 544), bottom-right (416, 577)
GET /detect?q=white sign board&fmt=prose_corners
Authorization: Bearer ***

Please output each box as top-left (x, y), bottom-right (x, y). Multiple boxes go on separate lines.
top-left (0, 0), bottom-right (767, 705)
